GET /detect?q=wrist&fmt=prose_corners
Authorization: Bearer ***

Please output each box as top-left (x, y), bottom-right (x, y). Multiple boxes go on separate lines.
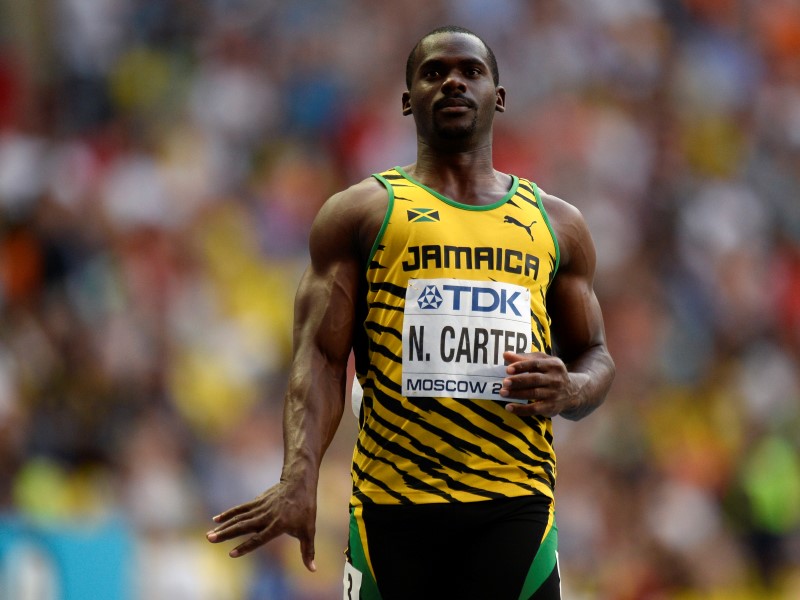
top-left (280, 459), bottom-right (320, 492)
top-left (559, 372), bottom-right (587, 420)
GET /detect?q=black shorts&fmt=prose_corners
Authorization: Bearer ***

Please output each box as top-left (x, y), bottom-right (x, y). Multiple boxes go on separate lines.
top-left (344, 495), bottom-right (561, 600)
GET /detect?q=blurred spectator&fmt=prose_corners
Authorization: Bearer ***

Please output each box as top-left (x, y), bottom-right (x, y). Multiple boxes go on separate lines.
top-left (0, 0), bottom-right (799, 598)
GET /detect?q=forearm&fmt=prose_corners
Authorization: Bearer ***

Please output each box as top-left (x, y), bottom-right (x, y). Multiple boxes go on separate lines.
top-left (280, 352), bottom-right (346, 490)
top-left (278, 250), bottom-right (357, 489)
top-left (560, 344), bottom-right (615, 421)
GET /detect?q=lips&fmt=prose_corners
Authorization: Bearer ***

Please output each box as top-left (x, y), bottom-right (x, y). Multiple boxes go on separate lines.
top-left (435, 97), bottom-right (475, 111)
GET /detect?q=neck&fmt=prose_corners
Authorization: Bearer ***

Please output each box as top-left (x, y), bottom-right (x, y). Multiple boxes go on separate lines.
top-left (407, 140), bottom-right (509, 205)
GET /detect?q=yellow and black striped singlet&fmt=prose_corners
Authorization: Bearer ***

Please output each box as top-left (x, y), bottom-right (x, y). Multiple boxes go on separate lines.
top-left (351, 166), bottom-right (560, 507)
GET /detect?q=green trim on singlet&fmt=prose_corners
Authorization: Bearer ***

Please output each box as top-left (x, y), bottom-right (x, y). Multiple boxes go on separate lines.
top-left (348, 507), bottom-right (383, 600)
top-left (368, 173), bottom-right (396, 271)
top-left (517, 520), bottom-right (558, 599)
top-left (395, 166), bottom-right (520, 211)
top-left (531, 181), bottom-right (561, 282)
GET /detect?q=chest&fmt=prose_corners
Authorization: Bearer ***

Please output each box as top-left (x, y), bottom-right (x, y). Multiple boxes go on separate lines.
top-left (382, 195), bottom-right (554, 284)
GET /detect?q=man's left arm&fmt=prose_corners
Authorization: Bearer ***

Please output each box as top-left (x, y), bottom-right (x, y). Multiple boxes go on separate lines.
top-left (500, 196), bottom-right (615, 420)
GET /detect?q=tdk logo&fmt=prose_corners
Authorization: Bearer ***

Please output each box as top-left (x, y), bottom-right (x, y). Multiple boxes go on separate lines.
top-left (417, 285), bottom-right (444, 309)
top-left (418, 284), bottom-right (524, 316)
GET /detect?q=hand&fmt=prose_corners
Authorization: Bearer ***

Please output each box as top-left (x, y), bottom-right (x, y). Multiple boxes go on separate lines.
top-left (206, 481), bottom-right (318, 571)
top-left (499, 351), bottom-right (580, 418)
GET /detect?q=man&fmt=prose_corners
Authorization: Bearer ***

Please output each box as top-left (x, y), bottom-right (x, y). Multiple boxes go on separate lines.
top-left (207, 25), bottom-right (615, 599)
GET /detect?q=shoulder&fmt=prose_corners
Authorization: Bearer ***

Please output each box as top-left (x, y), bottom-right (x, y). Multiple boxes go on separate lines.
top-left (311, 175), bottom-right (391, 261)
top-left (538, 189), bottom-right (583, 231)
top-left (319, 176), bottom-right (388, 215)
top-left (538, 189), bottom-right (595, 273)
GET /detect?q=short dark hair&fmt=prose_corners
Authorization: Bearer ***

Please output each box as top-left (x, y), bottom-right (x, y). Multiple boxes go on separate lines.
top-left (405, 26), bottom-right (499, 89)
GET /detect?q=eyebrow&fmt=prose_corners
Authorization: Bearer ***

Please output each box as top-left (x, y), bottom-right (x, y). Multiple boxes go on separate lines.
top-left (417, 57), bottom-right (487, 73)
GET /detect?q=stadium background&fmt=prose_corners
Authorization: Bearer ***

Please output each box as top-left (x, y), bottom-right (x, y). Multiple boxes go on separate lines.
top-left (1, 0), bottom-right (799, 598)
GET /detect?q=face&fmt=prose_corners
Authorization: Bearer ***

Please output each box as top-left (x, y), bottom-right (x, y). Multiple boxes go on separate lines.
top-left (402, 32), bottom-right (505, 145)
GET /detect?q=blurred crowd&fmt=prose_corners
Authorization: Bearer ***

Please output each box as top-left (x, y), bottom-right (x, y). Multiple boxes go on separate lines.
top-left (1, 0), bottom-right (799, 598)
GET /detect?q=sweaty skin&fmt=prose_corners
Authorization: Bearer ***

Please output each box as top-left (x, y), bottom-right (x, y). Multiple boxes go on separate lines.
top-left (206, 30), bottom-right (615, 569)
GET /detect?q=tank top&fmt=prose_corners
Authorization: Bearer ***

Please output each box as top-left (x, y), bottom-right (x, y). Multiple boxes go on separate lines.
top-left (351, 166), bottom-right (560, 506)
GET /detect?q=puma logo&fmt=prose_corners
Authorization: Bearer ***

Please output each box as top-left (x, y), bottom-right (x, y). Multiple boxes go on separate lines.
top-left (503, 216), bottom-right (536, 241)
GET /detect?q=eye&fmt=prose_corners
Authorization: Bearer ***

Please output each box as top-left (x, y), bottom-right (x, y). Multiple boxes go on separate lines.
top-left (423, 69), bottom-right (440, 79)
top-left (465, 67), bottom-right (482, 78)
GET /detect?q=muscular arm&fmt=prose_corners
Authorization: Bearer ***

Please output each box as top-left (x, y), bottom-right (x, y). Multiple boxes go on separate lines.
top-left (282, 192), bottom-right (361, 490)
top-left (206, 183), bottom-right (377, 567)
top-left (501, 193), bottom-right (615, 420)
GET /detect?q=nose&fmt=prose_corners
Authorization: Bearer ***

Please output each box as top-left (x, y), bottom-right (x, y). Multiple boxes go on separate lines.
top-left (441, 70), bottom-right (467, 93)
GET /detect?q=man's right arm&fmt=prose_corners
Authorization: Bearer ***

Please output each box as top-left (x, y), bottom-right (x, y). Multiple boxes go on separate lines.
top-left (206, 180), bottom-right (382, 568)
top-left (282, 187), bottom-right (367, 494)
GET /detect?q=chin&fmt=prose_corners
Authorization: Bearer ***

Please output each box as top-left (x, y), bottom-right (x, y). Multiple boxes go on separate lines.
top-left (435, 124), bottom-right (477, 140)
top-left (433, 116), bottom-right (478, 140)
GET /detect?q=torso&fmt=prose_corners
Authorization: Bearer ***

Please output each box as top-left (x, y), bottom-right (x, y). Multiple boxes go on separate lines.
top-left (349, 166), bottom-right (561, 506)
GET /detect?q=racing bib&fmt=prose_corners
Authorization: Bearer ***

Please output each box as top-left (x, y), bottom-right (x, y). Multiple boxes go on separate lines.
top-left (402, 278), bottom-right (531, 402)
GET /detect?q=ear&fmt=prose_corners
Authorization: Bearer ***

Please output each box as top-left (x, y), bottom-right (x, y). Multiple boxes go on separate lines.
top-left (495, 86), bottom-right (506, 113)
top-left (402, 91), bottom-right (412, 116)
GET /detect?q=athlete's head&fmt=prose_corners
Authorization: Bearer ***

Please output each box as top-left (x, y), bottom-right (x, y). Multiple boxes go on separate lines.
top-left (402, 26), bottom-right (505, 144)
top-left (405, 26), bottom-right (499, 89)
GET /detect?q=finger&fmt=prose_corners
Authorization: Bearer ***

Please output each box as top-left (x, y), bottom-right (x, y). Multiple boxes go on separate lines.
top-left (213, 500), bottom-right (257, 524)
top-left (503, 352), bottom-right (549, 374)
top-left (229, 529), bottom-right (277, 558)
top-left (505, 400), bottom-right (556, 417)
top-left (207, 514), bottom-right (261, 542)
top-left (505, 402), bottom-right (529, 415)
top-left (502, 351), bottom-right (527, 367)
top-left (505, 401), bottom-right (539, 416)
top-left (299, 533), bottom-right (317, 572)
top-left (500, 373), bottom-right (547, 398)
top-left (502, 377), bottom-right (558, 402)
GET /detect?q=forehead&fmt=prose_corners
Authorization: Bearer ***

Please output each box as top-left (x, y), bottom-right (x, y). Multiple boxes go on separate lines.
top-left (416, 32), bottom-right (489, 66)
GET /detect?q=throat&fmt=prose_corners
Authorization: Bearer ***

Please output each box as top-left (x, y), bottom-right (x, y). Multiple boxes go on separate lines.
top-left (405, 163), bottom-right (513, 206)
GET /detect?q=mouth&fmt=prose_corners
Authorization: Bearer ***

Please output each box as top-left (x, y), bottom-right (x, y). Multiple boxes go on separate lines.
top-left (435, 97), bottom-right (475, 112)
